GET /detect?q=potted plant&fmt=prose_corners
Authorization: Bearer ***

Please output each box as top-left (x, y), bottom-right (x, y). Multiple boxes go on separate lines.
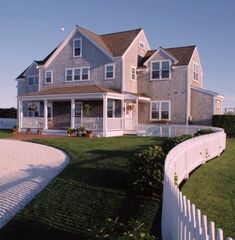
top-left (126, 104), bottom-right (134, 114)
top-left (12, 126), bottom-right (19, 135)
top-left (86, 130), bottom-right (93, 139)
top-left (78, 125), bottom-right (86, 137)
top-left (67, 128), bottom-right (75, 136)
top-left (26, 128), bottom-right (31, 134)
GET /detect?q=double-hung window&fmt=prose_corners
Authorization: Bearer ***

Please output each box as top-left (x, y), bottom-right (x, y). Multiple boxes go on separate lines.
top-left (193, 63), bottom-right (199, 81)
top-left (150, 101), bottom-right (170, 121)
top-left (73, 38), bottom-right (82, 57)
top-left (27, 75), bottom-right (39, 86)
top-left (105, 64), bottom-right (115, 79)
top-left (65, 67), bottom-right (90, 82)
top-left (66, 69), bottom-right (73, 82)
top-left (45, 70), bottom-right (53, 84)
top-left (151, 60), bottom-right (171, 80)
top-left (131, 67), bottom-right (136, 80)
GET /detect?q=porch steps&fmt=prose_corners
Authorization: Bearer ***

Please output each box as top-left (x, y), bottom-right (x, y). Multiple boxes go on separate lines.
top-left (43, 129), bottom-right (67, 136)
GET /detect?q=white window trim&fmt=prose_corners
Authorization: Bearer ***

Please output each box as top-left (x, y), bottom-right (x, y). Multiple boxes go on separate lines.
top-left (65, 67), bottom-right (90, 82)
top-left (131, 66), bottom-right (136, 80)
top-left (139, 41), bottom-right (145, 49)
top-left (150, 60), bottom-right (171, 81)
top-left (27, 75), bottom-right (39, 86)
top-left (28, 102), bottom-right (40, 117)
top-left (150, 100), bottom-right (171, 121)
top-left (73, 38), bottom-right (82, 58)
top-left (104, 64), bottom-right (115, 80)
top-left (193, 62), bottom-right (199, 82)
top-left (45, 70), bottom-right (53, 84)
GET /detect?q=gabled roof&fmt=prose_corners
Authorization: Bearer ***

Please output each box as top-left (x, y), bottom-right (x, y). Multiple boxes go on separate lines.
top-left (21, 85), bottom-right (120, 97)
top-left (139, 45), bottom-right (196, 67)
top-left (16, 26), bottom-right (142, 79)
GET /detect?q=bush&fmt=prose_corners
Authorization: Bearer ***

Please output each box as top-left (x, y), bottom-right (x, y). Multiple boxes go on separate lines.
top-left (90, 217), bottom-right (156, 240)
top-left (161, 134), bottom-right (193, 154)
top-left (212, 115), bottom-right (235, 137)
top-left (194, 128), bottom-right (213, 137)
top-left (129, 146), bottom-right (165, 194)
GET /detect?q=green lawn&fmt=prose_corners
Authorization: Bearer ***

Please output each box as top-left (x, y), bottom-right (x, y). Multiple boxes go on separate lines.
top-left (0, 136), bottom-right (163, 240)
top-left (182, 138), bottom-right (235, 239)
top-left (0, 129), bottom-right (12, 138)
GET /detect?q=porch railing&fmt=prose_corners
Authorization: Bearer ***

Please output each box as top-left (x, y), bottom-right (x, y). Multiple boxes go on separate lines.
top-left (22, 117), bottom-right (44, 128)
top-left (107, 118), bottom-right (122, 130)
top-left (75, 117), bottom-right (103, 130)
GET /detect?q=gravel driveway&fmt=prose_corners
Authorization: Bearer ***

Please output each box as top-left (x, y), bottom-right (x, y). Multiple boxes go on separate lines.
top-left (0, 140), bottom-right (69, 229)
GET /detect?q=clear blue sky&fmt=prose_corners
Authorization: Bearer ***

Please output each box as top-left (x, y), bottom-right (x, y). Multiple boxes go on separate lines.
top-left (0, 0), bottom-right (234, 108)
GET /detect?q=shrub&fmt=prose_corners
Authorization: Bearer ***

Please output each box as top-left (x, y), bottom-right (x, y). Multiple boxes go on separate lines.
top-left (212, 115), bottom-right (235, 137)
top-left (194, 128), bottom-right (213, 137)
top-left (129, 146), bottom-right (165, 194)
top-left (161, 134), bottom-right (193, 154)
top-left (90, 217), bottom-right (156, 240)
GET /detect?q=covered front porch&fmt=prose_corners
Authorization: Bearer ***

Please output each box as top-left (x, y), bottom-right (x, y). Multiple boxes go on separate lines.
top-left (18, 86), bottom-right (149, 137)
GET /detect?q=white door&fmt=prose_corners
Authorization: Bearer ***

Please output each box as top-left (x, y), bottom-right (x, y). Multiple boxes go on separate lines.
top-left (124, 102), bottom-right (136, 131)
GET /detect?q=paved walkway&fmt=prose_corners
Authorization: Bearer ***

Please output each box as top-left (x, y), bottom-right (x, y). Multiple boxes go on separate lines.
top-left (0, 139), bottom-right (69, 229)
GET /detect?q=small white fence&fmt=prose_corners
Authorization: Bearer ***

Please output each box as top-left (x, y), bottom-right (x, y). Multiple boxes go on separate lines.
top-left (161, 128), bottom-right (232, 240)
top-left (0, 118), bottom-right (17, 129)
top-left (138, 124), bottom-right (213, 137)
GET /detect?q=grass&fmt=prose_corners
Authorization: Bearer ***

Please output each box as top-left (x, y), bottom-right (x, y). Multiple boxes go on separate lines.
top-left (182, 138), bottom-right (235, 239)
top-left (0, 129), bottom-right (12, 138)
top-left (0, 136), bottom-right (164, 240)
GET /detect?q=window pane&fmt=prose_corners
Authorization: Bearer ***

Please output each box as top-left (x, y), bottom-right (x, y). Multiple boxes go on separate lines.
top-left (162, 61), bottom-right (170, 79)
top-left (66, 70), bottom-right (73, 81)
top-left (152, 62), bottom-right (160, 71)
top-left (106, 72), bottom-right (113, 78)
top-left (74, 39), bottom-right (81, 57)
top-left (161, 102), bottom-right (169, 119)
top-left (107, 100), bottom-right (114, 118)
top-left (34, 76), bottom-right (39, 85)
top-left (82, 68), bottom-right (89, 80)
top-left (152, 70), bottom-right (159, 79)
top-left (152, 111), bottom-right (159, 119)
top-left (162, 61), bottom-right (170, 70)
top-left (74, 68), bottom-right (80, 81)
top-left (27, 77), bottom-right (34, 85)
top-left (45, 72), bottom-right (51, 83)
top-left (106, 65), bottom-right (114, 78)
top-left (114, 100), bottom-right (121, 117)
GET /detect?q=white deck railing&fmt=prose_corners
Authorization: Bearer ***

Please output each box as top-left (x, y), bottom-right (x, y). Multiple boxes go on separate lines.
top-left (138, 124), bottom-right (214, 137)
top-left (161, 128), bottom-right (232, 240)
top-left (107, 118), bottom-right (122, 130)
top-left (75, 117), bottom-right (103, 130)
top-left (22, 117), bottom-right (44, 128)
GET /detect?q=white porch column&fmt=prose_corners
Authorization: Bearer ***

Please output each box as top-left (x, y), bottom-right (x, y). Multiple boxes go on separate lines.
top-left (71, 98), bottom-right (75, 129)
top-left (103, 95), bottom-right (107, 137)
top-left (136, 99), bottom-right (139, 131)
top-left (18, 99), bottom-right (23, 132)
top-left (121, 99), bottom-right (125, 130)
top-left (44, 99), bottom-right (48, 130)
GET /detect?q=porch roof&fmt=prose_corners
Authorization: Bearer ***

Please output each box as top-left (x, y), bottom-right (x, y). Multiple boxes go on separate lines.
top-left (21, 85), bottom-right (120, 97)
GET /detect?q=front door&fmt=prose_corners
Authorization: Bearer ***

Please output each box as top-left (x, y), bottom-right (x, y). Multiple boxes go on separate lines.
top-left (53, 101), bottom-right (71, 129)
top-left (124, 101), bottom-right (136, 131)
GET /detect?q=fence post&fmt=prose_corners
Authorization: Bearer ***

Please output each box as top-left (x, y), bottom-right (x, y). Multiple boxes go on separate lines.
top-left (209, 221), bottom-right (215, 240)
top-left (202, 215), bottom-right (209, 240)
top-left (217, 229), bottom-right (223, 240)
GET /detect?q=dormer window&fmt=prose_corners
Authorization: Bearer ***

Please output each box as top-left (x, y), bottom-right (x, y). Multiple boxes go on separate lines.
top-left (73, 38), bottom-right (82, 57)
top-left (105, 64), bottom-right (115, 79)
top-left (193, 62), bottom-right (199, 82)
top-left (151, 60), bottom-right (171, 80)
top-left (45, 70), bottom-right (53, 84)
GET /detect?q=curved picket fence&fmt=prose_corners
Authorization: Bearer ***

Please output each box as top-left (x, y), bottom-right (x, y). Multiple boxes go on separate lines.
top-left (161, 128), bottom-right (233, 240)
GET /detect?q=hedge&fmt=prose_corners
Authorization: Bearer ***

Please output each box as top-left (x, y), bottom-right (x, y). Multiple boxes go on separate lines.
top-left (212, 115), bottom-right (235, 137)
top-left (0, 108), bottom-right (17, 118)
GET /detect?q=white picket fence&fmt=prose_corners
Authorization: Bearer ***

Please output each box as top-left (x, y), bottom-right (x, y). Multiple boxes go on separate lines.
top-left (0, 118), bottom-right (17, 129)
top-left (161, 128), bottom-right (233, 240)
